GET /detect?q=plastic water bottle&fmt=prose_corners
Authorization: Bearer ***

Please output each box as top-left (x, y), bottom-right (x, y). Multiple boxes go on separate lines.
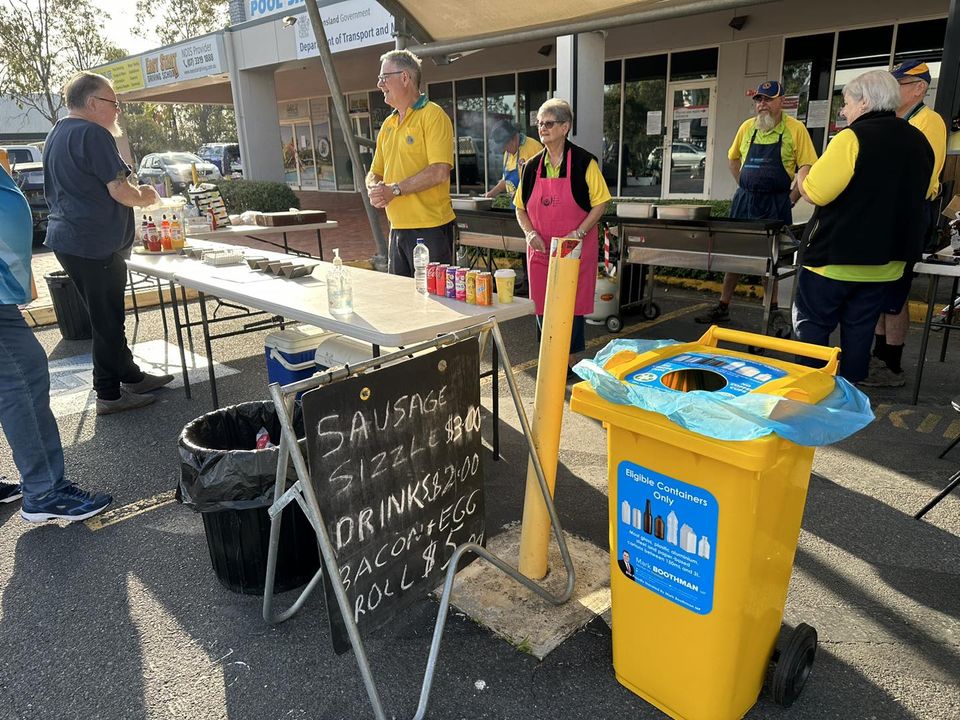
top-left (413, 238), bottom-right (429, 295)
top-left (326, 248), bottom-right (353, 316)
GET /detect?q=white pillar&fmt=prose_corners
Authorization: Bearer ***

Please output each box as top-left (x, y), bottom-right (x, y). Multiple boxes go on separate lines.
top-left (555, 32), bottom-right (605, 159)
top-left (226, 33), bottom-right (284, 183)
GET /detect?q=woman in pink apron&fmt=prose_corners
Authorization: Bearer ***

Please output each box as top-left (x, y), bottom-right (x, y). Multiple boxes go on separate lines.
top-left (514, 99), bottom-right (611, 380)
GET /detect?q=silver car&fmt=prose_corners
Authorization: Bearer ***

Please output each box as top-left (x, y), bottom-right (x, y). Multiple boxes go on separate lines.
top-left (137, 152), bottom-right (221, 192)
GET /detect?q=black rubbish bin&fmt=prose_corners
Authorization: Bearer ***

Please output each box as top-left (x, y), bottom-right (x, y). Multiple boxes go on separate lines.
top-left (44, 271), bottom-right (92, 341)
top-left (178, 401), bottom-right (320, 595)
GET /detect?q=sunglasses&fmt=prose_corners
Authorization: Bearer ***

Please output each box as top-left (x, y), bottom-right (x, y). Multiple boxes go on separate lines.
top-left (537, 120), bottom-right (564, 129)
top-left (95, 96), bottom-right (121, 110)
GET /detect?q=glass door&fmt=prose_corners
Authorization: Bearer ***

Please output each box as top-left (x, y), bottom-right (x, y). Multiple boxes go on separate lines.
top-left (295, 122), bottom-right (317, 190)
top-left (662, 80), bottom-right (716, 199)
top-left (280, 125), bottom-right (300, 186)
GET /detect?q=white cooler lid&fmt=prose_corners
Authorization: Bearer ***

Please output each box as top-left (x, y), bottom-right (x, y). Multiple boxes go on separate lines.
top-left (264, 325), bottom-right (331, 353)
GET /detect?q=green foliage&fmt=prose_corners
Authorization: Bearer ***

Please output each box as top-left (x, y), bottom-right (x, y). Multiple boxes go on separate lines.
top-left (211, 179), bottom-right (301, 214)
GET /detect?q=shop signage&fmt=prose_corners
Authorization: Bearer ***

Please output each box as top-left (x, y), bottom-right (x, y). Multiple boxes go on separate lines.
top-left (98, 58), bottom-right (146, 94)
top-left (142, 35), bottom-right (225, 89)
top-left (294, 0), bottom-right (394, 59)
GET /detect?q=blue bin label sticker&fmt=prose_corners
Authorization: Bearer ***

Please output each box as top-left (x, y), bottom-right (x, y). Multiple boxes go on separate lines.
top-left (616, 460), bottom-right (718, 614)
top-left (624, 352), bottom-right (787, 397)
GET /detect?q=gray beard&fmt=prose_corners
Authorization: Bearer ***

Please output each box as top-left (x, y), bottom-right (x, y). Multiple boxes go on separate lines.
top-left (755, 112), bottom-right (777, 132)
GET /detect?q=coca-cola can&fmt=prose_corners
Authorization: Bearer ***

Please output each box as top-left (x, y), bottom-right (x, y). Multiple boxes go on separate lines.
top-left (455, 267), bottom-right (468, 301)
top-left (445, 265), bottom-right (457, 298)
top-left (426, 262), bottom-right (440, 294)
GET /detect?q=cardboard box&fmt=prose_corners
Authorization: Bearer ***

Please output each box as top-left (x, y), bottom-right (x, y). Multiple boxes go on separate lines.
top-left (258, 210), bottom-right (327, 226)
top-left (941, 194), bottom-right (960, 220)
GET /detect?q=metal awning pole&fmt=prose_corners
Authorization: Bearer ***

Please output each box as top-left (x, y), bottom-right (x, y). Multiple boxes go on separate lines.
top-left (303, 0), bottom-right (389, 265)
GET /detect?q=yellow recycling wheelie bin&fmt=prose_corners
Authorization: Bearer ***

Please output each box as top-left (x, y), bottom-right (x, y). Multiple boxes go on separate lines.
top-left (570, 326), bottom-right (843, 720)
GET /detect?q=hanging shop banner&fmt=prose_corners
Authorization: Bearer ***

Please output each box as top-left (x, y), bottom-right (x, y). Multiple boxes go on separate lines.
top-left (294, 0), bottom-right (394, 59)
top-left (98, 59), bottom-right (146, 94)
top-left (142, 35), bottom-right (226, 89)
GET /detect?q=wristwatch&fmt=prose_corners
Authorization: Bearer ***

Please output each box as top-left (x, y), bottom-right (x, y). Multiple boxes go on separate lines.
top-left (391, 183), bottom-right (402, 196)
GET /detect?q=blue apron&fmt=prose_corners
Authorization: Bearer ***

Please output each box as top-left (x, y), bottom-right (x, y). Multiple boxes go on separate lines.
top-left (503, 135), bottom-right (527, 209)
top-left (730, 126), bottom-right (793, 225)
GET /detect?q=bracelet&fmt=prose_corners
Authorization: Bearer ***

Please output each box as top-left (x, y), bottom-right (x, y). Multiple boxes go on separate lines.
top-left (572, 229), bottom-right (585, 239)
top-left (525, 230), bottom-right (538, 241)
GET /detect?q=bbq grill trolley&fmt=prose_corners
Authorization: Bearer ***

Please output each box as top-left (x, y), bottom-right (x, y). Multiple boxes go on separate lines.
top-left (622, 218), bottom-right (803, 336)
top-left (261, 318), bottom-right (576, 720)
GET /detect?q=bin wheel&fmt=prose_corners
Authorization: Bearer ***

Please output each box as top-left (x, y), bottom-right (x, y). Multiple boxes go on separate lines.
top-left (606, 315), bottom-right (623, 333)
top-left (642, 303), bottom-right (661, 320)
top-left (771, 623), bottom-right (818, 707)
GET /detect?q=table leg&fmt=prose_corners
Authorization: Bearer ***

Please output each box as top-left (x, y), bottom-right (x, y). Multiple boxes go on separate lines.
top-left (128, 270), bottom-right (140, 323)
top-left (911, 274), bottom-right (939, 405)
top-left (197, 292), bottom-right (219, 408)
top-left (492, 337), bottom-right (500, 461)
top-left (180, 285), bottom-right (195, 355)
top-left (914, 468), bottom-right (960, 520)
top-left (283, 231), bottom-right (289, 255)
top-left (155, 277), bottom-right (169, 338)
top-left (168, 280), bottom-right (191, 400)
top-left (938, 276), bottom-right (958, 362)
top-left (316, 229), bottom-right (324, 260)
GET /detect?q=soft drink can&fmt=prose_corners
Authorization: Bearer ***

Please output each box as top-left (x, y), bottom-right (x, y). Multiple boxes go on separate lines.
top-left (436, 264), bottom-right (449, 295)
top-left (426, 262), bottom-right (440, 294)
top-left (455, 267), bottom-right (468, 301)
top-left (476, 272), bottom-right (492, 306)
top-left (445, 265), bottom-right (457, 298)
top-left (466, 270), bottom-right (478, 304)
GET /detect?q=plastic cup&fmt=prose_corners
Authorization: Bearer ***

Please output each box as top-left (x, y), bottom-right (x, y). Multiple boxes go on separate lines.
top-left (494, 268), bottom-right (516, 304)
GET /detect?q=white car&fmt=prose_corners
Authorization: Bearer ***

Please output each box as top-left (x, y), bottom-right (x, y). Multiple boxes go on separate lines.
top-left (648, 143), bottom-right (707, 175)
top-left (137, 152), bottom-right (221, 192)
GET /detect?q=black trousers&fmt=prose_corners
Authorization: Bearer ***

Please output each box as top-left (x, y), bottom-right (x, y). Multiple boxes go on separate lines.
top-left (55, 250), bottom-right (143, 399)
top-left (388, 220), bottom-right (456, 277)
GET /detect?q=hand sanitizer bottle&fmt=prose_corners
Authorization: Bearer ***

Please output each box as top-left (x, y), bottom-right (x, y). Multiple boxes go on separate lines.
top-left (327, 248), bottom-right (353, 316)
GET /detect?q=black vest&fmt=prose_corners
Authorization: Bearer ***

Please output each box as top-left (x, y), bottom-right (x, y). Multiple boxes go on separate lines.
top-left (519, 140), bottom-right (598, 213)
top-left (801, 110), bottom-right (934, 267)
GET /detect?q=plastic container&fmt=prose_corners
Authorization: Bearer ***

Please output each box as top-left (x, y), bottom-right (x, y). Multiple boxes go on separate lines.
top-left (570, 327), bottom-right (839, 720)
top-left (414, 238), bottom-right (430, 295)
top-left (326, 248), bottom-right (353, 315)
top-left (177, 401), bottom-right (320, 595)
top-left (264, 325), bottom-right (331, 385)
top-left (44, 271), bottom-right (92, 341)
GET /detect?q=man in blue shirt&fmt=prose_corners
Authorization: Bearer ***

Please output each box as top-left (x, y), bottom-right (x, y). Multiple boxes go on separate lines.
top-left (44, 71), bottom-right (172, 415)
top-left (0, 161), bottom-right (112, 521)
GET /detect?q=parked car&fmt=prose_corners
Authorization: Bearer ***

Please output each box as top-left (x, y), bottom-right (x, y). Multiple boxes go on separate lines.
top-left (2, 144), bottom-right (43, 166)
top-left (198, 142), bottom-right (243, 177)
top-left (137, 152), bottom-right (221, 192)
top-left (10, 161), bottom-right (49, 245)
top-left (647, 143), bottom-right (707, 180)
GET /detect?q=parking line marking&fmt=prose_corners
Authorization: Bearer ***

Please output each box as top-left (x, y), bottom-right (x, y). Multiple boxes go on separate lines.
top-left (888, 409), bottom-right (914, 430)
top-left (917, 413), bottom-right (941, 434)
top-left (945, 418), bottom-right (960, 440)
top-left (85, 490), bottom-right (176, 531)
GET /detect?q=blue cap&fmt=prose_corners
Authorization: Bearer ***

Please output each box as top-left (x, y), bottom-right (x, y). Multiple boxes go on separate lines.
top-left (891, 59), bottom-right (932, 84)
top-left (750, 80), bottom-right (784, 100)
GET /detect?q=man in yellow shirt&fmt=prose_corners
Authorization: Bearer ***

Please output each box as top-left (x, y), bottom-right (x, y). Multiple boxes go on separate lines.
top-left (864, 60), bottom-right (947, 387)
top-left (695, 80), bottom-right (818, 336)
top-left (367, 50), bottom-right (455, 276)
top-left (484, 121), bottom-right (542, 207)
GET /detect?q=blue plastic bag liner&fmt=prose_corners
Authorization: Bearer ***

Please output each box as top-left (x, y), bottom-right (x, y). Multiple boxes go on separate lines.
top-left (573, 339), bottom-right (874, 446)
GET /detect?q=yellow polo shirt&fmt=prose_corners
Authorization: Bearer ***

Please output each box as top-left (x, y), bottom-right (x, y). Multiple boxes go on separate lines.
top-left (370, 95), bottom-right (455, 229)
top-left (728, 114), bottom-right (819, 180)
top-left (503, 135), bottom-right (543, 184)
top-left (909, 104), bottom-right (947, 196)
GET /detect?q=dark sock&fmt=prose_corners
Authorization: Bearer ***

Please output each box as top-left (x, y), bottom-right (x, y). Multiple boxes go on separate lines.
top-left (873, 334), bottom-right (888, 361)
top-left (886, 344), bottom-right (904, 373)
top-left (98, 389), bottom-right (121, 401)
top-left (718, 301), bottom-right (729, 310)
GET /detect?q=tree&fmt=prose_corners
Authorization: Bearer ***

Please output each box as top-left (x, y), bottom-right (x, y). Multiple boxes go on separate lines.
top-left (0, 0), bottom-right (122, 124)
top-left (134, 0), bottom-right (229, 46)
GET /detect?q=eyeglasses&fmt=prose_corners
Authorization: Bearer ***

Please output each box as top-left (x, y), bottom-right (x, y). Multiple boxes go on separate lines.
top-left (377, 71), bottom-right (405, 83)
top-left (537, 120), bottom-right (563, 129)
top-left (95, 96), bottom-right (121, 110)
top-left (898, 79), bottom-right (923, 86)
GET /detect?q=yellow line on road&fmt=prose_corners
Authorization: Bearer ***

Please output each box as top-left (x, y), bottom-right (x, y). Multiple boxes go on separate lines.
top-left (917, 413), bottom-right (941, 434)
top-left (85, 490), bottom-right (177, 531)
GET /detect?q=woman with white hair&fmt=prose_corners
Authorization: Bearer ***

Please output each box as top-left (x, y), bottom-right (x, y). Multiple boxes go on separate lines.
top-left (794, 69), bottom-right (936, 382)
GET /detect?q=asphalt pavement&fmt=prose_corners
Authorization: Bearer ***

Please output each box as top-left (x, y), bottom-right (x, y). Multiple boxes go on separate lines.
top-left (0, 281), bottom-right (958, 720)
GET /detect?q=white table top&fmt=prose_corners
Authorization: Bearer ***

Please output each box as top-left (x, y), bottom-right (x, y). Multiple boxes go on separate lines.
top-left (188, 222), bottom-right (337, 240)
top-left (143, 252), bottom-right (532, 346)
top-left (914, 249), bottom-right (960, 278)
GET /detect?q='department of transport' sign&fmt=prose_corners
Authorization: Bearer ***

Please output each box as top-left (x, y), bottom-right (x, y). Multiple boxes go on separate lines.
top-left (302, 339), bottom-right (485, 653)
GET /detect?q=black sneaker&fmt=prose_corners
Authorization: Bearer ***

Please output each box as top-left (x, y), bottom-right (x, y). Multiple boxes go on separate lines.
top-left (0, 480), bottom-right (23, 504)
top-left (766, 310), bottom-right (792, 339)
top-left (20, 484), bottom-right (112, 523)
top-left (694, 303), bottom-right (731, 324)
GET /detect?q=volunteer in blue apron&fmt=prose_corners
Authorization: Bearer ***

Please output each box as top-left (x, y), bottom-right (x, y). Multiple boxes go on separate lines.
top-left (695, 80), bottom-right (819, 334)
top-left (485, 120), bottom-right (543, 207)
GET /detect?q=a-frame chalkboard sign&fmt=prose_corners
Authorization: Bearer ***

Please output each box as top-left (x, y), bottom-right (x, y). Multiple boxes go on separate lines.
top-left (302, 338), bottom-right (485, 653)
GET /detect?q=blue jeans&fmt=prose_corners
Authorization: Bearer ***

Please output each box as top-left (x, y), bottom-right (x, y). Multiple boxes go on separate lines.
top-left (0, 304), bottom-right (67, 500)
top-left (792, 268), bottom-right (891, 382)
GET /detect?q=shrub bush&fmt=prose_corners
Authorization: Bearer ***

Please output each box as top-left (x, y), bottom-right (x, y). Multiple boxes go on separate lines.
top-left (211, 179), bottom-right (301, 214)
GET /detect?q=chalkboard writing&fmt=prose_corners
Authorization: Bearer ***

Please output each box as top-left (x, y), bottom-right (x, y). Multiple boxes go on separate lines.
top-left (302, 339), bottom-right (485, 653)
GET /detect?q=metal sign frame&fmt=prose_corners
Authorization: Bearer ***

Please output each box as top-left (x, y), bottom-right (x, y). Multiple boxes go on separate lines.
top-left (261, 318), bottom-right (576, 720)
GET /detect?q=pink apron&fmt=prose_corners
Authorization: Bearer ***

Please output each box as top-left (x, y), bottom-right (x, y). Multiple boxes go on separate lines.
top-left (526, 149), bottom-right (598, 316)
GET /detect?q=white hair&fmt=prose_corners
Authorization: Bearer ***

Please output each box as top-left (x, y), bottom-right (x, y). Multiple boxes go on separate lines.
top-left (843, 70), bottom-right (901, 113)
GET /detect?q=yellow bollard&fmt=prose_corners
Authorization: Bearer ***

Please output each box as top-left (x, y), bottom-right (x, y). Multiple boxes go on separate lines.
top-left (518, 237), bottom-right (581, 579)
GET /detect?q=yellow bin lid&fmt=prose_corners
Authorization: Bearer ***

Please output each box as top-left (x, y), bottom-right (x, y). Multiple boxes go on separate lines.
top-left (571, 327), bottom-right (841, 467)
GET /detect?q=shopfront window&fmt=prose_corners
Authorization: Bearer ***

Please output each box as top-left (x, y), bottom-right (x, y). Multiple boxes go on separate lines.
top-left (621, 54), bottom-right (667, 198)
top-left (427, 82), bottom-right (455, 189)
top-left (670, 48), bottom-right (718, 81)
top-left (310, 99), bottom-right (335, 191)
top-left (518, 70), bottom-right (550, 138)
top-left (894, 18), bottom-right (947, 108)
top-left (830, 25), bottom-right (894, 140)
top-left (602, 60), bottom-right (623, 195)
top-left (327, 98), bottom-right (355, 191)
top-left (783, 33), bottom-right (835, 153)
top-left (485, 74), bottom-right (517, 191)
top-left (456, 77), bottom-right (484, 193)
